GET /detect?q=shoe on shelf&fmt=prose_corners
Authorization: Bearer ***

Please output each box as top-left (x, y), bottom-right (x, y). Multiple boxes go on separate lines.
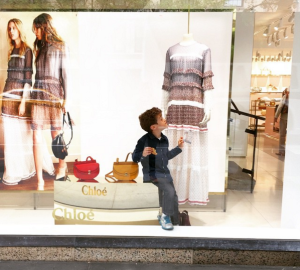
top-left (160, 214), bottom-right (173, 230)
top-left (275, 152), bottom-right (285, 156)
top-left (55, 165), bottom-right (68, 181)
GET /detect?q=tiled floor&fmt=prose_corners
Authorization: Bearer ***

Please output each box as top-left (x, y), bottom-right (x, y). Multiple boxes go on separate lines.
top-left (188, 133), bottom-right (284, 228)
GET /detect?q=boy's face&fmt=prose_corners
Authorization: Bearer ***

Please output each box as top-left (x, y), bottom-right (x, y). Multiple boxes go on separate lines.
top-left (151, 114), bottom-right (168, 131)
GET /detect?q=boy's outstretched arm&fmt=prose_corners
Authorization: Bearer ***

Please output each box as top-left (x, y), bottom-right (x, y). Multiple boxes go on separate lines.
top-left (167, 136), bottom-right (183, 160)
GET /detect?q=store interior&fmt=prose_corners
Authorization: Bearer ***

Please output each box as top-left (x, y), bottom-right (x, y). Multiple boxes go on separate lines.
top-left (250, 12), bottom-right (293, 138)
top-left (227, 11), bottom-right (293, 228)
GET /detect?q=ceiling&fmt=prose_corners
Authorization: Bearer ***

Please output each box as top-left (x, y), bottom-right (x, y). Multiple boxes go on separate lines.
top-left (252, 0), bottom-right (296, 48)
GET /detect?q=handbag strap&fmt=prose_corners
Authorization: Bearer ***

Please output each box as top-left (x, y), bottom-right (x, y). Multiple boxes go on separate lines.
top-left (115, 153), bottom-right (133, 163)
top-left (104, 171), bottom-right (137, 183)
top-left (62, 112), bottom-right (73, 149)
top-left (75, 156), bottom-right (95, 163)
top-left (125, 152), bottom-right (132, 162)
top-left (105, 171), bottom-right (118, 183)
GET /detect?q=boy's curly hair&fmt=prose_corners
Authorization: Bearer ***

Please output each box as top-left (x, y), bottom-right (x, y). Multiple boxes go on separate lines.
top-left (139, 107), bottom-right (162, 133)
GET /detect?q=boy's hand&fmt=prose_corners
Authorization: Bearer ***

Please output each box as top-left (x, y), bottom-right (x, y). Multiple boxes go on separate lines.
top-left (178, 136), bottom-right (184, 148)
top-left (142, 147), bottom-right (152, 157)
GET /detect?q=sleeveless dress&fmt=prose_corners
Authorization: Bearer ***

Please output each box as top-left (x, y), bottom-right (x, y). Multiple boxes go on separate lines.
top-left (162, 42), bottom-right (214, 205)
top-left (1, 47), bottom-right (54, 185)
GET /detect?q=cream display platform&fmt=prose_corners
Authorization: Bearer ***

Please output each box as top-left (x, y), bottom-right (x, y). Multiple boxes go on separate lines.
top-left (54, 176), bottom-right (159, 225)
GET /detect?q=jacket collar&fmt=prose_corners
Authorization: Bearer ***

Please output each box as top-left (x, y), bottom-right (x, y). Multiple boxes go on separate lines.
top-left (148, 132), bottom-right (167, 141)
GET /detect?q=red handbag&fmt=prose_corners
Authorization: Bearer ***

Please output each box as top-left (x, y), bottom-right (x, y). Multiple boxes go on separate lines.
top-left (73, 156), bottom-right (100, 180)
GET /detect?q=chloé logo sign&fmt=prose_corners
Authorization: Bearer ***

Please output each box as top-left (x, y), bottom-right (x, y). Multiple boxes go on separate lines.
top-left (52, 185), bottom-right (108, 221)
top-left (52, 208), bottom-right (94, 221)
top-left (82, 185), bottom-right (107, 196)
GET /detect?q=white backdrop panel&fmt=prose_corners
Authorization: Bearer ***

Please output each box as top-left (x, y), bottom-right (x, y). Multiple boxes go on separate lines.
top-left (78, 12), bottom-right (232, 192)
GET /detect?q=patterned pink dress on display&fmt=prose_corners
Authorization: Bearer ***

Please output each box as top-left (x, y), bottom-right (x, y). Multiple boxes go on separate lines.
top-left (162, 42), bottom-right (214, 205)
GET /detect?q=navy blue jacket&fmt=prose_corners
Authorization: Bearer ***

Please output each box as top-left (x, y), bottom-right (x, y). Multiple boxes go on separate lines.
top-left (132, 132), bottom-right (182, 182)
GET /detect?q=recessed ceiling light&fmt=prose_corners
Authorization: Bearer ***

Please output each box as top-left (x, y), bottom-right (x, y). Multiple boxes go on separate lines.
top-left (274, 18), bottom-right (282, 31)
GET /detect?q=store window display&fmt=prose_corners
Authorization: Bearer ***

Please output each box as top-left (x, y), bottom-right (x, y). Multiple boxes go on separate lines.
top-left (77, 12), bottom-right (231, 205)
top-left (162, 32), bottom-right (213, 205)
top-left (0, 12), bottom-right (231, 226)
top-left (52, 12), bottom-right (231, 225)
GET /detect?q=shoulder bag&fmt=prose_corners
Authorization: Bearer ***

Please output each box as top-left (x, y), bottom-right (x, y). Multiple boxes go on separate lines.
top-left (73, 156), bottom-right (100, 180)
top-left (105, 152), bottom-right (138, 183)
top-left (52, 112), bottom-right (73, 160)
top-left (180, 210), bottom-right (191, 226)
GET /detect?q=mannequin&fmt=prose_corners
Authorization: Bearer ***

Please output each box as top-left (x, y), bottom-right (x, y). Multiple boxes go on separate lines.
top-left (163, 32), bottom-right (213, 126)
top-left (200, 90), bottom-right (212, 125)
top-left (161, 35), bottom-right (214, 205)
top-left (180, 33), bottom-right (196, 46)
top-left (182, 33), bottom-right (212, 126)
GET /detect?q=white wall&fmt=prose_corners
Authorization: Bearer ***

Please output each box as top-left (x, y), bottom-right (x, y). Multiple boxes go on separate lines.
top-left (281, 12), bottom-right (300, 229)
top-left (230, 12), bottom-right (255, 157)
top-left (78, 12), bottom-right (232, 192)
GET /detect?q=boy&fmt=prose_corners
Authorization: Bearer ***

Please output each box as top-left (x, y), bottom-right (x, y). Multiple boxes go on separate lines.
top-left (132, 107), bottom-right (184, 230)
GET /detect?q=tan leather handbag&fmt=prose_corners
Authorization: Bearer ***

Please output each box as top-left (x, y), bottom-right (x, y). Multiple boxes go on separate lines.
top-left (105, 152), bottom-right (139, 183)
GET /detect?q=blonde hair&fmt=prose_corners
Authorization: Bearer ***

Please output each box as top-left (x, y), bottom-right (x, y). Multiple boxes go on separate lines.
top-left (32, 13), bottom-right (64, 59)
top-left (7, 18), bottom-right (29, 60)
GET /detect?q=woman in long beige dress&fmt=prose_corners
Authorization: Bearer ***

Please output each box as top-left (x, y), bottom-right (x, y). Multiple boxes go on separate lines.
top-left (1, 18), bottom-right (54, 186)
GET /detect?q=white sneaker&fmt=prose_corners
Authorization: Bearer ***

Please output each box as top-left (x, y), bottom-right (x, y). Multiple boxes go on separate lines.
top-left (160, 214), bottom-right (173, 230)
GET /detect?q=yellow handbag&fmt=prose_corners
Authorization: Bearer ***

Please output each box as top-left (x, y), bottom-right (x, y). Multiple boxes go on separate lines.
top-left (105, 152), bottom-right (139, 183)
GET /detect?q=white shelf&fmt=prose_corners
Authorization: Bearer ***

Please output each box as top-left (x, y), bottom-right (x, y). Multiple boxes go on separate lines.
top-left (251, 75), bottom-right (291, 77)
top-left (251, 91), bottom-right (283, 94)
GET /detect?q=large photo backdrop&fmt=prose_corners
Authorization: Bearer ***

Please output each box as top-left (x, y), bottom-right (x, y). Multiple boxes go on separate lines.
top-left (78, 12), bottom-right (232, 193)
top-left (0, 12), bottom-right (80, 191)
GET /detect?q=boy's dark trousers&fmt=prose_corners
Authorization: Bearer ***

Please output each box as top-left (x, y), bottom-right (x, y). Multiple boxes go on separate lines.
top-left (153, 178), bottom-right (179, 225)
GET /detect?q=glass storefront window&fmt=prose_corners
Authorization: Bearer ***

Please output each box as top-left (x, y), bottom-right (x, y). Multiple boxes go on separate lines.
top-left (0, 0), bottom-right (299, 241)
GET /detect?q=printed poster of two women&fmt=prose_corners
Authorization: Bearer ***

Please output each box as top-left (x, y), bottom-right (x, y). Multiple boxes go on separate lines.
top-left (0, 12), bottom-right (80, 192)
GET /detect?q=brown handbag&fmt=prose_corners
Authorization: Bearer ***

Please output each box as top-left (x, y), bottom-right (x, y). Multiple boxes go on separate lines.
top-left (105, 152), bottom-right (139, 183)
top-left (180, 210), bottom-right (191, 226)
